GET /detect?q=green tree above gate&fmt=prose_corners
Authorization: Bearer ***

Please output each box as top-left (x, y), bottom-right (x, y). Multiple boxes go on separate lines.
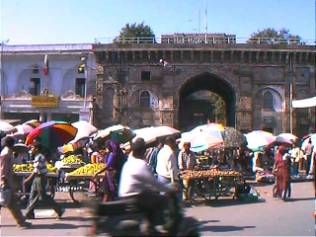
top-left (114, 22), bottom-right (156, 44)
top-left (247, 28), bottom-right (303, 45)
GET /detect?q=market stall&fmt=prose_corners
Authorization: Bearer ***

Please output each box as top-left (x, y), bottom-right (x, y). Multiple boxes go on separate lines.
top-left (64, 163), bottom-right (106, 203)
top-left (180, 169), bottom-right (243, 204)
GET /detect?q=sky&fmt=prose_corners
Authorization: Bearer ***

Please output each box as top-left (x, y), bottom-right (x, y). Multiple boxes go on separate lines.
top-left (0, 0), bottom-right (315, 45)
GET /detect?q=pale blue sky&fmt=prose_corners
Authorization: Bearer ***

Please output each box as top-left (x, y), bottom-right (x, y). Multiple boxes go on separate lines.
top-left (1, 0), bottom-right (315, 44)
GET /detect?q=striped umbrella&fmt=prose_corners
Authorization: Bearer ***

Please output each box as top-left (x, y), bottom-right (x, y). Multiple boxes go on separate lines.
top-left (25, 121), bottom-right (78, 149)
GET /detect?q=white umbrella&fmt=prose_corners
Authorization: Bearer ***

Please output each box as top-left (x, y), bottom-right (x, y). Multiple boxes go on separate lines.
top-left (71, 121), bottom-right (97, 143)
top-left (245, 130), bottom-right (276, 151)
top-left (276, 133), bottom-right (298, 145)
top-left (13, 124), bottom-right (34, 136)
top-left (179, 123), bottom-right (224, 152)
top-left (133, 126), bottom-right (180, 144)
top-left (0, 120), bottom-right (15, 132)
top-left (94, 124), bottom-right (135, 143)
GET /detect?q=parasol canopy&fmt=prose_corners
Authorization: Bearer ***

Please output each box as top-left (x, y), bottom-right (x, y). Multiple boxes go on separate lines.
top-left (132, 126), bottom-right (180, 144)
top-left (94, 124), bottom-right (135, 143)
top-left (221, 127), bottom-right (247, 148)
top-left (180, 123), bottom-right (224, 152)
top-left (25, 120), bottom-right (78, 149)
top-left (275, 133), bottom-right (298, 145)
top-left (12, 143), bottom-right (29, 153)
top-left (71, 120), bottom-right (97, 143)
top-left (0, 120), bottom-right (15, 132)
top-left (245, 130), bottom-right (276, 151)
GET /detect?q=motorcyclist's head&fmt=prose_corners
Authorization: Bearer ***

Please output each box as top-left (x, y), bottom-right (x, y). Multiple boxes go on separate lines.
top-left (131, 138), bottom-right (146, 158)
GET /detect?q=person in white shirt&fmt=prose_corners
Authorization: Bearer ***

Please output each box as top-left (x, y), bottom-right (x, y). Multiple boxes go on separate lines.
top-left (156, 136), bottom-right (180, 190)
top-left (118, 138), bottom-right (174, 234)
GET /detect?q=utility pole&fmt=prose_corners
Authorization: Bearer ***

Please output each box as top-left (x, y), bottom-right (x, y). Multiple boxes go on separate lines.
top-left (288, 53), bottom-right (294, 134)
top-left (0, 39), bottom-right (9, 119)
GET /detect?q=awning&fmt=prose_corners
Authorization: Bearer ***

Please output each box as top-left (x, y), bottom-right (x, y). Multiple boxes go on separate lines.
top-left (292, 96), bottom-right (316, 108)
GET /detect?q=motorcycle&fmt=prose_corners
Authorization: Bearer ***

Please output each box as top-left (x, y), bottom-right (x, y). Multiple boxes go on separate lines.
top-left (88, 191), bottom-right (200, 236)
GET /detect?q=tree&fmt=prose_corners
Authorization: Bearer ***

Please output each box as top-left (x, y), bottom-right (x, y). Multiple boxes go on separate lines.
top-left (247, 28), bottom-right (303, 45)
top-left (114, 22), bottom-right (156, 44)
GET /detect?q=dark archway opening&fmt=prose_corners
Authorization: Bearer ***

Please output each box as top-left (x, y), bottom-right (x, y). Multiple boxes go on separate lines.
top-left (179, 73), bottom-right (235, 131)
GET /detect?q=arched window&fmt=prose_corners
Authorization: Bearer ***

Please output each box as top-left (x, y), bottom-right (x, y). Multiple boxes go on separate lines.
top-left (139, 91), bottom-right (150, 108)
top-left (263, 91), bottom-right (274, 110)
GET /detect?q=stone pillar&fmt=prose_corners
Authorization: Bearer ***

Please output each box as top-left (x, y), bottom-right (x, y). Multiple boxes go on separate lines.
top-left (113, 86), bottom-right (120, 123)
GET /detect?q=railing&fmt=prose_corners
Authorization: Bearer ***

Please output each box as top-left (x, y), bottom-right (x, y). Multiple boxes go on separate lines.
top-left (94, 35), bottom-right (316, 46)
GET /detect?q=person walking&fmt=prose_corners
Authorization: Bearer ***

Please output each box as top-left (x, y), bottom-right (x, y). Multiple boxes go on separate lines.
top-left (0, 136), bottom-right (31, 228)
top-left (23, 141), bottom-right (64, 219)
top-left (304, 138), bottom-right (314, 176)
top-left (178, 141), bottom-right (195, 201)
top-left (156, 136), bottom-right (180, 194)
top-left (272, 146), bottom-right (290, 200)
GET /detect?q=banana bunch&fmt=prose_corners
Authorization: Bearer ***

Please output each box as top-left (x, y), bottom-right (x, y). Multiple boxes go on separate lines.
top-left (47, 163), bottom-right (57, 173)
top-left (61, 155), bottom-right (85, 165)
top-left (13, 162), bottom-right (57, 173)
top-left (13, 163), bottom-right (33, 172)
top-left (68, 163), bottom-right (105, 176)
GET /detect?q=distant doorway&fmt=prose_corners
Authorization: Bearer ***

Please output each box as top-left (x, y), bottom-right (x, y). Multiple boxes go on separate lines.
top-left (179, 73), bottom-right (235, 131)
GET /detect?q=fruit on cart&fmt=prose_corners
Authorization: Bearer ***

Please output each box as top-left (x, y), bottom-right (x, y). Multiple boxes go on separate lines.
top-left (181, 169), bottom-right (242, 180)
top-left (13, 163), bottom-right (33, 172)
top-left (61, 155), bottom-right (86, 165)
top-left (67, 163), bottom-right (106, 176)
top-left (13, 162), bottom-right (57, 173)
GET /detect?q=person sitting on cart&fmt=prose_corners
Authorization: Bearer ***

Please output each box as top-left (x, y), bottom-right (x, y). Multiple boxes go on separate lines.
top-left (178, 141), bottom-right (196, 201)
top-left (23, 141), bottom-right (64, 219)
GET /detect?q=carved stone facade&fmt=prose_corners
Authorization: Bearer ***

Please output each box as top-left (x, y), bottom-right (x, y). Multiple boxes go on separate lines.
top-left (93, 43), bottom-right (315, 137)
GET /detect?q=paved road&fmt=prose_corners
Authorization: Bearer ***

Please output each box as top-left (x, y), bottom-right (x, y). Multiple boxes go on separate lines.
top-left (1, 181), bottom-right (315, 236)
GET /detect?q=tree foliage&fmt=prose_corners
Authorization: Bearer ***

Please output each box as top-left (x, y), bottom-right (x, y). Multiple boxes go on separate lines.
top-left (114, 22), bottom-right (156, 44)
top-left (247, 28), bottom-right (303, 45)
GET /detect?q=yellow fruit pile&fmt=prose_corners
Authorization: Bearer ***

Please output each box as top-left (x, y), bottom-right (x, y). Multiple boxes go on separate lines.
top-left (13, 163), bottom-right (33, 172)
top-left (61, 155), bottom-right (85, 165)
top-left (68, 163), bottom-right (105, 176)
top-left (13, 162), bottom-right (57, 173)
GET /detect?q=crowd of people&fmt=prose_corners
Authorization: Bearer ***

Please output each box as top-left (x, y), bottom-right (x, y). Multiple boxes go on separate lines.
top-left (0, 128), bottom-right (315, 231)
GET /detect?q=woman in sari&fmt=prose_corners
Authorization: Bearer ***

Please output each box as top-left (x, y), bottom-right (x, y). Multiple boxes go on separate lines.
top-left (273, 146), bottom-right (290, 200)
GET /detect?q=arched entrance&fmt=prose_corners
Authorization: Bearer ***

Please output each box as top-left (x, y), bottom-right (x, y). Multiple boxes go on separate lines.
top-left (179, 72), bottom-right (235, 131)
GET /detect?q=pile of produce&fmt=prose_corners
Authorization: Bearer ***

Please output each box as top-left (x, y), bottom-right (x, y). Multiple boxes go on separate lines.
top-left (13, 163), bottom-right (57, 173)
top-left (181, 169), bottom-right (242, 180)
top-left (67, 163), bottom-right (105, 176)
top-left (60, 155), bottom-right (86, 165)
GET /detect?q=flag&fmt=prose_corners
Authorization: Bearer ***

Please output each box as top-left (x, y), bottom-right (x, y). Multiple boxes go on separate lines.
top-left (43, 54), bottom-right (49, 75)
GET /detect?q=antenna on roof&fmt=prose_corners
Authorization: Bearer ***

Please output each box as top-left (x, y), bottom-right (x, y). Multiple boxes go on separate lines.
top-left (204, 0), bottom-right (208, 43)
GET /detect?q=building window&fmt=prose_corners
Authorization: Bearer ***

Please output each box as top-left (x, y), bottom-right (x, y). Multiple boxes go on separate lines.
top-left (139, 91), bottom-right (150, 108)
top-left (29, 78), bottom-right (40, 95)
top-left (263, 91), bottom-right (274, 110)
top-left (32, 66), bottom-right (39, 74)
top-left (75, 78), bottom-right (85, 97)
top-left (141, 71), bottom-right (151, 81)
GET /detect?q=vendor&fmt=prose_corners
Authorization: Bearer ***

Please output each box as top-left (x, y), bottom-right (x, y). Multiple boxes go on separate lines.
top-left (178, 141), bottom-right (195, 201)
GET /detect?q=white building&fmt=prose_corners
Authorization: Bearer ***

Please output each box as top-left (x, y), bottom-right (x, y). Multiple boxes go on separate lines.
top-left (0, 43), bottom-right (97, 123)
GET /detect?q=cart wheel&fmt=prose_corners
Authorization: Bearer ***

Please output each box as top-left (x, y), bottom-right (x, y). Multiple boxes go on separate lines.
top-left (188, 179), bottom-right (209, 205)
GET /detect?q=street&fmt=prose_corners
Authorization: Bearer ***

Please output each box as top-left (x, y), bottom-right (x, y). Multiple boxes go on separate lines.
top-left (0, 181), bottom-right (315, 236)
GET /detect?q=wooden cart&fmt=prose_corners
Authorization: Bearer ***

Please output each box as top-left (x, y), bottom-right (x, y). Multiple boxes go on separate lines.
top-left (180, 169), bottom-right (243, 204)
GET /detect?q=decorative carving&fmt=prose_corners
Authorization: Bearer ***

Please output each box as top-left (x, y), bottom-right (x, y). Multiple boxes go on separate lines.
top-left (61, 90), bottom-right (81, 99)
top-left (16, 90), bottom-right (32, 98)
top-left (239, 96), bottom-right (252, 110)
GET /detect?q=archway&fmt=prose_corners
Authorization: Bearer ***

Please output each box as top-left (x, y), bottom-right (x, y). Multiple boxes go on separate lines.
top-left (179, 72), bottom-right (235, 131)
